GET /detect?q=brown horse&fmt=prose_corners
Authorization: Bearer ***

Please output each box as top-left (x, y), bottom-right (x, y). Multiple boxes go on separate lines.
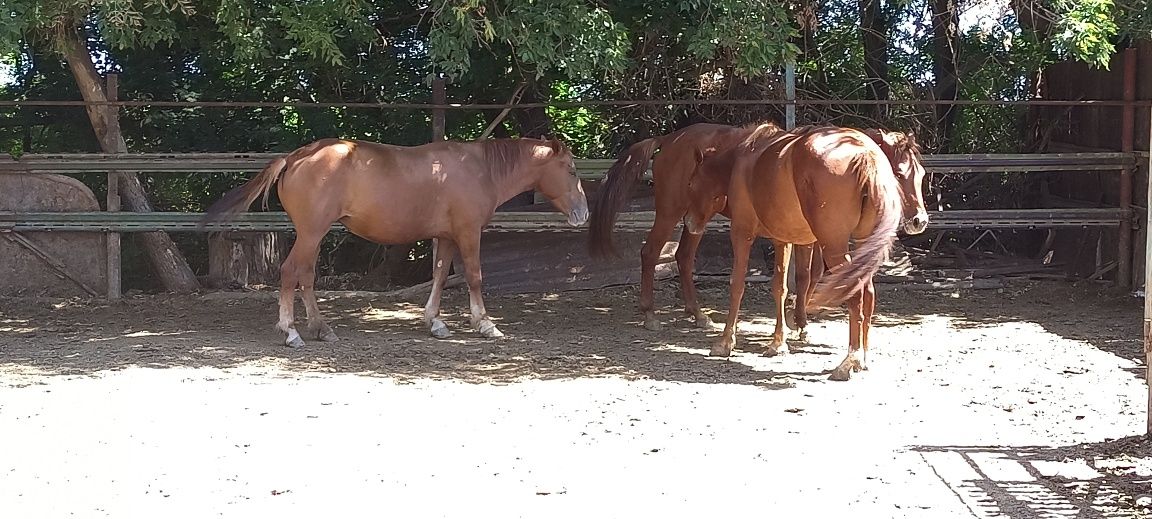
top-left (788, 129), bottom-right (929, 342)
top-left (587, 122), bottom-right (784, 330)
top-left (203, 137), bottom-right (589, 347)
top-left (685, 125), bottom-right (927, 381)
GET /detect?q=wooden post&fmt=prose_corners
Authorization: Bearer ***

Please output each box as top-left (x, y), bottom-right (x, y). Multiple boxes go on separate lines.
top-left (1119, 48), bottom-right (1136, 289)
top-left (1145, 103), bottom-right (1152, 436)
top-left (432, 76), bottom-right (446, 142)
top-left (784, 61), bottom-right (796, 130)
top-left (431, 75), bottom-right (447, 276)
top-left (105, 73), bottom-right (122, 301)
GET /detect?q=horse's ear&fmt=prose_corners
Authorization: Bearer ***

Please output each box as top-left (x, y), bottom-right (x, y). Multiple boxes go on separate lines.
top-left (548, 136), bottom-right (564, 154)
top-left (862, 128), bottom-right (886, 146)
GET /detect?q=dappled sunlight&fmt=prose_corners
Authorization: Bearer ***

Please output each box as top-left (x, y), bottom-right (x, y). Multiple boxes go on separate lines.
top-left (85, 330), bottom-right (192, 342)
top-left (0, 326), bottom-right (37, 334)
top-left (0, 318), bottom-right (36, 334)
top-left (358, 307), bottom-right (423, 323)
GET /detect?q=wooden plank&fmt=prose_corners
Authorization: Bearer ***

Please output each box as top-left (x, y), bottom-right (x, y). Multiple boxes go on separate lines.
top-left (0, 208), bottom-right (1128, 233)
top-left (0, 152), bottom-right (1137, 177)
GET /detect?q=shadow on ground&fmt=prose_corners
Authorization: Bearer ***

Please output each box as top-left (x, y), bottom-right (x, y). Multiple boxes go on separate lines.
top-left (0, 278), bottom-right (1143, 386)
top-left (913, 436), bottom-right (1152, 518)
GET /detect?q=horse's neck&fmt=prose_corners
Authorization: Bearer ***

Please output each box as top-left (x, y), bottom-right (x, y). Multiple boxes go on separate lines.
top-left (488, 165), bottom-right (537, 205)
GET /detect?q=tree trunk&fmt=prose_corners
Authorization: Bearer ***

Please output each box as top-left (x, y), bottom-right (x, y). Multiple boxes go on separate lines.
top-left (57, 26), bottom-right (200, 293)
top-left (512, 78), bottom-right (554, 139)
top-left (504, 77), bottom-right (555, 208)
top-left (931, 0), bottom-right (961, 152)
top-left (207, 231), bottom-right (285, 289)
top-left (798, 0), bottom-right (826, 90)
top-left (859, 0), bottom-right (890, 121)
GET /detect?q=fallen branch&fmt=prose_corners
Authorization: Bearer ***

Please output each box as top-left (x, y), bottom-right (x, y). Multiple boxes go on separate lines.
top-left (379, 273), bottom-right (465, 299)
top-left (478, 82), bottom-right (527, 139)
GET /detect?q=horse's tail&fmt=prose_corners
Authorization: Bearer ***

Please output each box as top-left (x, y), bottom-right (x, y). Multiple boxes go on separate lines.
top-left (199, 155), bottom-right (289, 228)
top-left (808, 146), bottom-right (901, 309)
top-left (587, 137), bottom-right (661, 259)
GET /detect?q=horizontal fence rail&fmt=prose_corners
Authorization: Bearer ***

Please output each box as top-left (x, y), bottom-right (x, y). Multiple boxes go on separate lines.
top-left (0, 150), bottom-right (1139, 300)
top-left (0, 152), bottom-right (1137, 177)
top-left (0, 208), bottom-right (1129, 234)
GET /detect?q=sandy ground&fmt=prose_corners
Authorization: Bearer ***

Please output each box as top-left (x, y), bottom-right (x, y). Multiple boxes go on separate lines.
top-left (1, 279), bottom-right (1150, 518)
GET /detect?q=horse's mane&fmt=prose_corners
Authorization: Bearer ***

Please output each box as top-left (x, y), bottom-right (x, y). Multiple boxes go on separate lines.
top-left (888, 131), bottom-right (922, 159)
top-left (739, 121), bottom-right (788, 149)
top-left (480, 138), bottom-right (563, 181)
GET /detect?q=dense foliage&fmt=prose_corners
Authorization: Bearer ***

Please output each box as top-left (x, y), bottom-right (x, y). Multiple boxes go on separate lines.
top-left (0, 0), bottom-right (1147, 288)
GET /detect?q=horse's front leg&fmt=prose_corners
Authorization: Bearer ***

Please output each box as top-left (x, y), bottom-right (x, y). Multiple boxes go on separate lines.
top-left (424, 238), bottom-right (459, 339)
top-left (455, 231), bottom-right (504, 339)
top-left (710, 228), bottom-right (755, 357)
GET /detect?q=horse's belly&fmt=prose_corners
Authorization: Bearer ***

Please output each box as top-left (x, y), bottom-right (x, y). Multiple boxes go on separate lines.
top-left (751, 178), bottom-right (815, 244)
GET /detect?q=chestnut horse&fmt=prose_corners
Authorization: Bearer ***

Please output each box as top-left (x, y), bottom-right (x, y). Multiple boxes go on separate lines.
top-left (685, 125), bottom-right (927, 381)
top-left (787, 129), bottom-right (929, 343)
top-left (587, 122), bottom-right (784, 330)
top-left (203, 137), bottom-right (589, 347)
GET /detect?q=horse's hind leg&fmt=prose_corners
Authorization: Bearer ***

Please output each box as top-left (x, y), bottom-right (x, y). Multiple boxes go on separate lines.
top-left (766, 239), bottom-right (792, 356)
top-left (860, 278), bottom-right (876, 370)
top-left (300, 237), bottom-right (337, 342)
top-left (425, 238), bottom-right (459, 339)
top-left (276, 229), bottom-right (331, 349)
top-left (639, 211), bottom-right (680, 331)
top-left (829, 288), bottom-right (866, 381)
top-left (276, 273), bottom-right (303, 347)
top-left (675, 226), bottom-right (714, 330)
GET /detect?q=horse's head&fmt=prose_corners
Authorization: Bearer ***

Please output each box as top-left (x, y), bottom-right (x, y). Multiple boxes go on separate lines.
top-left (684, 146), bottom-right (728, 235)
top-left (532, 137), bottom-right (588, 227)
top-left (865, 129), bottom-right (929, 235)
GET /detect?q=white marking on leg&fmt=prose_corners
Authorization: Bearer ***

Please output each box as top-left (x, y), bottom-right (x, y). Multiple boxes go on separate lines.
top-left (285, 327), bottom-right (304, 348)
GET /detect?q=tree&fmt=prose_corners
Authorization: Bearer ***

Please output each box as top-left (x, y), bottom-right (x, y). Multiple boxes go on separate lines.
top-left (931, 0), bottom-right (960, 152)
top-left (859, 0), bottom-right (891, 121)
top-left (0, 0), bottom-right (384, 292)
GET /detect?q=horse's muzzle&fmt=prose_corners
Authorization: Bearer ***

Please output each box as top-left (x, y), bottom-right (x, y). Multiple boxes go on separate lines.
top-left (567, 206), bottom-right (589, 227)
top-left (902, 211), bottom-right (929, 235)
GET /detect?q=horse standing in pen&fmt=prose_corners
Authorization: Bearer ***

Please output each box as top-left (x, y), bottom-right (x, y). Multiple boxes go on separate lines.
top-left (784, 129), bottom-right (930, 345)
top-left (587, 122), bottom-right (784, 331)
top-left (202, 137), bottom-right (589, 347)
top-left (685, 125), bottom-right (929, 381)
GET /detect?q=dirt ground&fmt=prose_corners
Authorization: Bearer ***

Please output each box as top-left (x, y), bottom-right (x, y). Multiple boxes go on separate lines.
top-left (1, 278), bottom-right (1151, 518)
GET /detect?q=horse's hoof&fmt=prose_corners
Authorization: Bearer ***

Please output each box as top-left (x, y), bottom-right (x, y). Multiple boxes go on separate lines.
top-left (643, 318), bottom-right (663, 332)
top-left (765, 342), bottom-right (790, 357)
top-left (478, 321), bottom-right (505, 339)
top-left (317, 329), bottom-right (339, 342)
top-left (694, 315), bottom-right (718, 330)
top-left (430, 320), bottom-right (452, 339)
top-left (709, 340), bottom-right (734, 357)
top-left (286, 336), bottom-right (306, 348)
top-left (828, 368), bottom-right (851, 382)
top-left (796, 329), bottom-right (809, 343)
